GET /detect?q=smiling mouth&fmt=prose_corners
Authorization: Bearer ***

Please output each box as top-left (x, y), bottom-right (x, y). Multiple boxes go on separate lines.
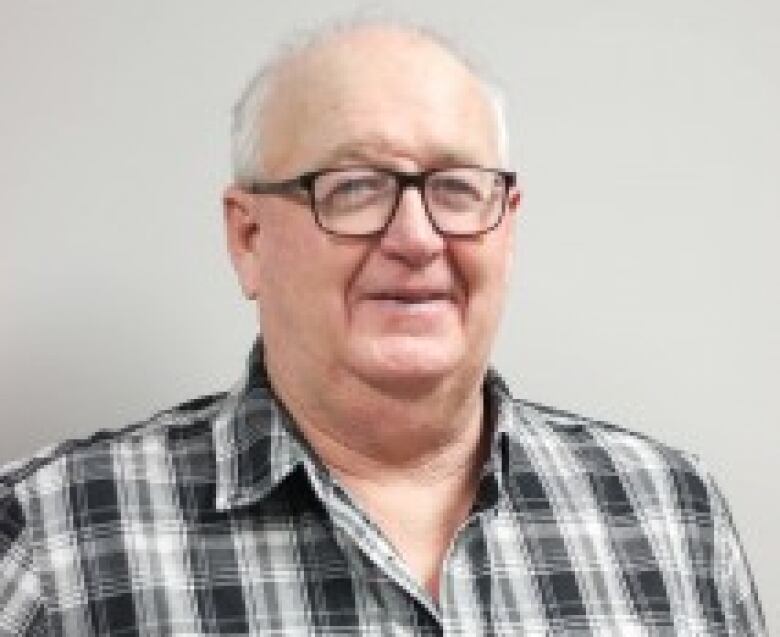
top-left (365, 292), bottom-right (454, 304)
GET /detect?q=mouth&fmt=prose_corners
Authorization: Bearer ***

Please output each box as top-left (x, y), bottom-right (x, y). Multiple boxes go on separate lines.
top-left (363, 290), bottom-right (455, 305)
top-left (352, 286), bottom-right (460, 330)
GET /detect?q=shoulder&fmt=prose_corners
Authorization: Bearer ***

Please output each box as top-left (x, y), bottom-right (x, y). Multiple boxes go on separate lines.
top-left (0, 391), bottom-right (229, 499)
top-left (485, 370), bottom-right (711, 488)
top-left (504, 398), bottom-right (766, 633)
top-left (507, 397), bottom-right (720, 515)
top-left (0, 392), bottom-right (231, 632)
top-left (514, 397), bottom-right (703, 470)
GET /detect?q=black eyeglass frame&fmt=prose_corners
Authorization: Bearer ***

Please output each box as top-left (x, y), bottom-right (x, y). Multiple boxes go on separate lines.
top-left (242, 166), bottom-right (517, 238)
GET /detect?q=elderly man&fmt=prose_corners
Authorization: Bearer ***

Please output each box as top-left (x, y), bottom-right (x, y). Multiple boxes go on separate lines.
top-left (0, 23), bottom-right (766, 636)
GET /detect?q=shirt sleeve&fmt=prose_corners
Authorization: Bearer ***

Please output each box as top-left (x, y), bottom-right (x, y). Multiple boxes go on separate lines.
top-left (709, 476), bottom-right (767, 636)
top-left (0, 483), bottom-right (46, 637)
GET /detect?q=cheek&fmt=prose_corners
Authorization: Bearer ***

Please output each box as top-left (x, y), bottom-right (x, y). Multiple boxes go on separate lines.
top-left (254, 225), bottom-right (366, 325)
top-left (252, 220), bottom-right (315, 320)
top-left (488, 224), bottom-right (515, 288)
top-left (455, 238), bottom-right (512, 298)
top-left (253, 230), bottom-right (295, 302)
top-left (452, 238), bottom-right (513, 336)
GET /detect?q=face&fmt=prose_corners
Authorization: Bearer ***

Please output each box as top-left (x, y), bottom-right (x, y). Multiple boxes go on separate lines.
top-left (225, 29), bottom-right (520, 398)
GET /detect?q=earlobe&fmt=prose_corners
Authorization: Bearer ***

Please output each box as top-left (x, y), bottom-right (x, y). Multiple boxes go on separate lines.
top-left (223, 186), bottom-right (261, 300)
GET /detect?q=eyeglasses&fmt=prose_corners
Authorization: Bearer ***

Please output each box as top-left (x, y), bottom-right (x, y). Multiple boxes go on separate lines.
top-left (243, 166), bottom-right (516, 238)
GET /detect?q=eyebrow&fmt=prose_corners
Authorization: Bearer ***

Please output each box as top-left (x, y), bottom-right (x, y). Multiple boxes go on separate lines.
top-left (317, 138), bottom-right (480, 170)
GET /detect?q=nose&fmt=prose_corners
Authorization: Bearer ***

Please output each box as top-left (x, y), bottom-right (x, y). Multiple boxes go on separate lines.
top-left (378, 184), bottom-right (445, 265)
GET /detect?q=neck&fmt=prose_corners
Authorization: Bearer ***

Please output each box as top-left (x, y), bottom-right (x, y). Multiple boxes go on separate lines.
top-left (265, 346), bottom-right (488, 480)
top-left (264, 345), bottom-right (492, 601)
top-left (311, 387), bottom-right (486, 486)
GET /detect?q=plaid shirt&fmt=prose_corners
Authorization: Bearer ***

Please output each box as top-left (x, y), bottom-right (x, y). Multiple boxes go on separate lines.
top-left (0, 342), bottom-right (765, 636)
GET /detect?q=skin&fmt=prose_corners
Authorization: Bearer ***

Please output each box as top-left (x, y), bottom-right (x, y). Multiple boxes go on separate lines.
top-left (224, 26), bottom-right (520, 599)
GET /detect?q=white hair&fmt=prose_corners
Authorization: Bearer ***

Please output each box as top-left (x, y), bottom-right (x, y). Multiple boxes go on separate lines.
top-left (230, 19), bottom-right (511, 183)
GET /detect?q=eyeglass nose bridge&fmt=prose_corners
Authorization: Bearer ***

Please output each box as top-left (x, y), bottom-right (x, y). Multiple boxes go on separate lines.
top-left (382, 171), bottom-right (445, 236)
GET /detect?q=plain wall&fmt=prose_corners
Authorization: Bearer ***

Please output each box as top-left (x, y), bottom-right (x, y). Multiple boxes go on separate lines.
top-left (1, 0), bottom-right (777, 631)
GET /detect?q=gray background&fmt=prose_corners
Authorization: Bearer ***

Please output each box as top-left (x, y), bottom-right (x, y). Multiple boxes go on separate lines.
top-left (1, 0), bottom-right (777, 631)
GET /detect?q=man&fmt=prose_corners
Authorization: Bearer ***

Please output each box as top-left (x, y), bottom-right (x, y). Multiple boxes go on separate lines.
top-left (0, 22), bottom-right (766, 636)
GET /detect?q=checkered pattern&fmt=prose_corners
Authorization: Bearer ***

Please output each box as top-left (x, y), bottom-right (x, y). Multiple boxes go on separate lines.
top-left (0, 342), bottom-right (766, 635)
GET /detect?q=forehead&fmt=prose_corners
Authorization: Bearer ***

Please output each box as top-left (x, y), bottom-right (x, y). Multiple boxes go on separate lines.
top-left (260, 29), bottom-right (501, 175)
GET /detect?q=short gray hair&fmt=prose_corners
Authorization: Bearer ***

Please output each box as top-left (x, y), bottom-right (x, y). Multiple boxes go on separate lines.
top-left (230, 19), bottom-right (510, 183)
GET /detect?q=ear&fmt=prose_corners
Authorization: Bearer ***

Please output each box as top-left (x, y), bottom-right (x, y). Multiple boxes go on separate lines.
top-left (503, 185), bottom-right (522, 241)
top-left (502, 186), bottom-right (523, 266)
top-left (223, 185), bottom-right (262, 300)
top-left (506, 185), bottom-right (522, 220)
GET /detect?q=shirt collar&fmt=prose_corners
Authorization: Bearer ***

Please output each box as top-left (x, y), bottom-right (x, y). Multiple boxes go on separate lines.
top-left (214, 340), bottom-right (523, 513)
top-left (214, 340), bottom-right (310, 511)
top-left (470, 367), bottom-right (516, 508)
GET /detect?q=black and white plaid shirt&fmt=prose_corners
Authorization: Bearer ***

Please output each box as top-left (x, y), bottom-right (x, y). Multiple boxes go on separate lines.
top-left (0, 342), bottom-right (766, 635)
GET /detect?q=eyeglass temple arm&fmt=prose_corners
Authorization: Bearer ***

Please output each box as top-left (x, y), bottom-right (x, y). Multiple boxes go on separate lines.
top-left (244, 174), bottom-right (311, 195)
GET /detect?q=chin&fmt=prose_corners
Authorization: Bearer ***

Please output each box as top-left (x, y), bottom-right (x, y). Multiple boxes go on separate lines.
top-left (346, 333), bottom-right (465, 394)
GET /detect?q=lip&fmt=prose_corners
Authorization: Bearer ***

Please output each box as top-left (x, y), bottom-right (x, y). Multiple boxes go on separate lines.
top-left (351, 286), bottom-right (461, 329)
top-left (361, 289), bottom-right (456, 304)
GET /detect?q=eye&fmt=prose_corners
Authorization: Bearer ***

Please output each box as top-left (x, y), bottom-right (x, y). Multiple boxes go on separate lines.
top-left (428, 172), bottom-right (487, 210)
top-left (315, 170), bottom-right (394, 210)
top-left (330, 175), bottom-right (384, 198)
top-left (313, 171), bottom-right (396, 220)
top-left (431, 176), bottom-right (481, 197)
